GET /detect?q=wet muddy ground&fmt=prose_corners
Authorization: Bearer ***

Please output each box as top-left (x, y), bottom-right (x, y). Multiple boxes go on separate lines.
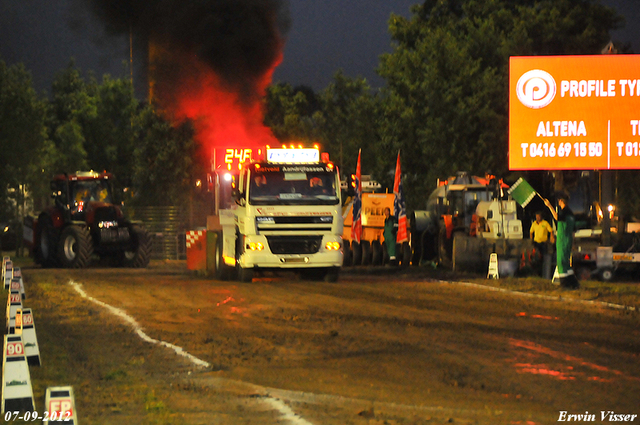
top-left (8, 262), bottom-right (640, 424)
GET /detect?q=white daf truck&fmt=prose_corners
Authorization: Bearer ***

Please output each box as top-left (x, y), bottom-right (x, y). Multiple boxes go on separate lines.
top-left (211, 147), bottom-right (343, 282)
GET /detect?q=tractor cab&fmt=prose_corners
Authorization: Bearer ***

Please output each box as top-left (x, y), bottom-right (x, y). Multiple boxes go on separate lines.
top-left (51, 171), bottom-right (115, 220)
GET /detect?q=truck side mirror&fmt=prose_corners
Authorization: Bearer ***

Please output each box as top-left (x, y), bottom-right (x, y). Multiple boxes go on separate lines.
top-left (232, 187), bottom-right (246, 206)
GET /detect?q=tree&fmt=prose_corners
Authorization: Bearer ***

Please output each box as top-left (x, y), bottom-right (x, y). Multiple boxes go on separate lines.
top-left (317, 71), bottom-right (380, 178)
top-left (264, 82), bottom-right (322, 143)
top-left (0, 60), bottom-right (49, 220)
top-left (47, 62), bottom-right (94, 174)
top-left (131, 105), bottom-right (203, 206)
top-left (377, 0), bottom-right (623, 210)
top-left (84, 75), bottom-right (140, 186)
top-left (48, 63), bottom-right (142, 186)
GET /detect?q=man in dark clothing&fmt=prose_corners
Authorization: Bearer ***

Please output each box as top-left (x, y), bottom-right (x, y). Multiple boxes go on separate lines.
top-left (383, 207), bottom-right (397, 263)
top-left (544, 192), bottom-right (580, 289)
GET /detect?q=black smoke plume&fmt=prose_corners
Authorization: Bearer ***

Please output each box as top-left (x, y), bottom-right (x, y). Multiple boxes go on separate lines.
top-left (82, 0), bottom-right (291, 103)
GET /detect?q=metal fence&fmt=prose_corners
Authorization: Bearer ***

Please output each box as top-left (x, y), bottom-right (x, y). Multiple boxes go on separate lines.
top-left (125, 202), bottom-right (210, 260)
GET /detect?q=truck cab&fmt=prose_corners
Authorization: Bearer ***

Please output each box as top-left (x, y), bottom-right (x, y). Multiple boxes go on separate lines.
top-left (214, 147), bottom-right (343, 282)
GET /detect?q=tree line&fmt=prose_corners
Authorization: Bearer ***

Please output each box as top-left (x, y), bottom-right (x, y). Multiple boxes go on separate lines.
top-left (0, 60), bottom-right (202, 222)
top-left (2, 0), bottom-right (640, 224)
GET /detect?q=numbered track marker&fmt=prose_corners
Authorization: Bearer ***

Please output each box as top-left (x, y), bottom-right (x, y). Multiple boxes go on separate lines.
top-left (3, 261), bottom-right (12, 289)
top-left (18, 309), bottom-right (41, 367)
top-left (6, 290), bottom-right (22, 334)
top-left (12, 267), bottom-right (25, 299)
top-left (44, 386), bottom-right (77, 425)
top-left (2, 257), bottom-right (9, 280)
top-left (1, 335), bottom-right (35, 414)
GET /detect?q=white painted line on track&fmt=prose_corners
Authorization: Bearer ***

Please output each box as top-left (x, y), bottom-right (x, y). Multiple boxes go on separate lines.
top-left (261, 397), bottom-right (315, 425)
top-left (438, 279), bottom-right (638, 311)
top-left (68, 280), bottom-right (315, 425)
top-left (69, 280), bottom-right (210, 368)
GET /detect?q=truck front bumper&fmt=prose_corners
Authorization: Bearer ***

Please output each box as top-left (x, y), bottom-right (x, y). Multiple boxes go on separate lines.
top-left (238, 234), bottom-right (343, 269)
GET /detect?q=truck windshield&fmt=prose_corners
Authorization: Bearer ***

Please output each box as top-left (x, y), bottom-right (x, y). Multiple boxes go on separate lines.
top-left (249, 169), bottom-right (339, 205)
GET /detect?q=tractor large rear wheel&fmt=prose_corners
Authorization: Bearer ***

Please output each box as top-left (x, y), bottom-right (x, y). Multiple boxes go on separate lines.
top-left (58, 225), bottom-right (93, 268)
top-left (119, 225), bottom-right (151, 268)
top-left (35, 215), bottom-right (59, 268)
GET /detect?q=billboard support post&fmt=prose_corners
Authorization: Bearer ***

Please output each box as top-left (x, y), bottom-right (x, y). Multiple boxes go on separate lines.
top-left (602, 170), bottom-right (612, 246)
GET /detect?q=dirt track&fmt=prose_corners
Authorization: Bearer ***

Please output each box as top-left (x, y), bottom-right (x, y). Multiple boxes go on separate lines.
top-left (10, 262), bottom-right (640, 424)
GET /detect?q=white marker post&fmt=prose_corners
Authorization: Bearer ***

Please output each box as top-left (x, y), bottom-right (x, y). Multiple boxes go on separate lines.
top-left (6, 290), bottom-right (22, 334)
top-left (17, 308), bottom-right (41, 367)
top-left (12, 267), bottom-right (25, 299)
top-left (3, 260), bottom-right (12, 289)
top-left (1, 257), bottom-right (9, 279)
top-left (44, 386), bottom-right (77, 424)
top-left (1, 335), bottom-right (35, 414)
top-left (10, 279), bottom-right (24, 302)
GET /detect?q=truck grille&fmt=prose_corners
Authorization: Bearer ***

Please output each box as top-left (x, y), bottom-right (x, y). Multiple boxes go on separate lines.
top-left (266, 236), bottom-right (322, 254)
top-left (256, 216), bottom-right (333, 233)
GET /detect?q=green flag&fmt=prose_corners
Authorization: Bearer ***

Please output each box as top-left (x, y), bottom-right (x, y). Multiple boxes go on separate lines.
top-left (508, 177), bottom-right (537, 208)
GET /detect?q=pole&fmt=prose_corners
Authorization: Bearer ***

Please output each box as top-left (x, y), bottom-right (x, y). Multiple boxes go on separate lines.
top-left (602, 170), bottom-right (612, 246)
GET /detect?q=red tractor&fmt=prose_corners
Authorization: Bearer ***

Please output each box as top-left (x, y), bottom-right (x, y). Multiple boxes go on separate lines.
top-left (25, 171), bottom-right (151, 268)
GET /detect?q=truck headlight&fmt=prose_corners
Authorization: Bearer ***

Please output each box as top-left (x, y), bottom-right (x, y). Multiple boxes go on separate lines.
top-left (325, 241), bottom-right (341, 251)
top-left (247, 242), bottom-right (264, 251)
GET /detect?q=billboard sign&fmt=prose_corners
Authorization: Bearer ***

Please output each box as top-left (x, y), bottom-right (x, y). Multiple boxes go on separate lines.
top-left (509, 55), bottom-right (640, 170)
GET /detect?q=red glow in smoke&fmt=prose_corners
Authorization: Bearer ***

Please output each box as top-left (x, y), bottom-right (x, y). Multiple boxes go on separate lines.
top-left (154, 47), bottom-right (281, 169)
top-left (178, 59), bottom-right (278, 165)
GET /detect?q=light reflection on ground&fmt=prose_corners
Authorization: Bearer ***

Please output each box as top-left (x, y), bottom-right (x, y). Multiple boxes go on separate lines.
top-left (213, 292), bottom-right (247, 317)
top-left (513, 362), bottom-right (575, 380)
top-left (516, 311), bottom-right (558, 320)
top-left (507, 338), bottom-right (639, 382)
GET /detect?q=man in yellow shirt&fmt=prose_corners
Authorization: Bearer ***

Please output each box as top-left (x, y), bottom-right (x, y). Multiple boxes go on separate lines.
top-left (530, 211), bottom-right (554, 257)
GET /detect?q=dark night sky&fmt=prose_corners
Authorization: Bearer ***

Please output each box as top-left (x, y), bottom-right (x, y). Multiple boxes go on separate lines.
top-left (0, 1), bottom-right (638, 96)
